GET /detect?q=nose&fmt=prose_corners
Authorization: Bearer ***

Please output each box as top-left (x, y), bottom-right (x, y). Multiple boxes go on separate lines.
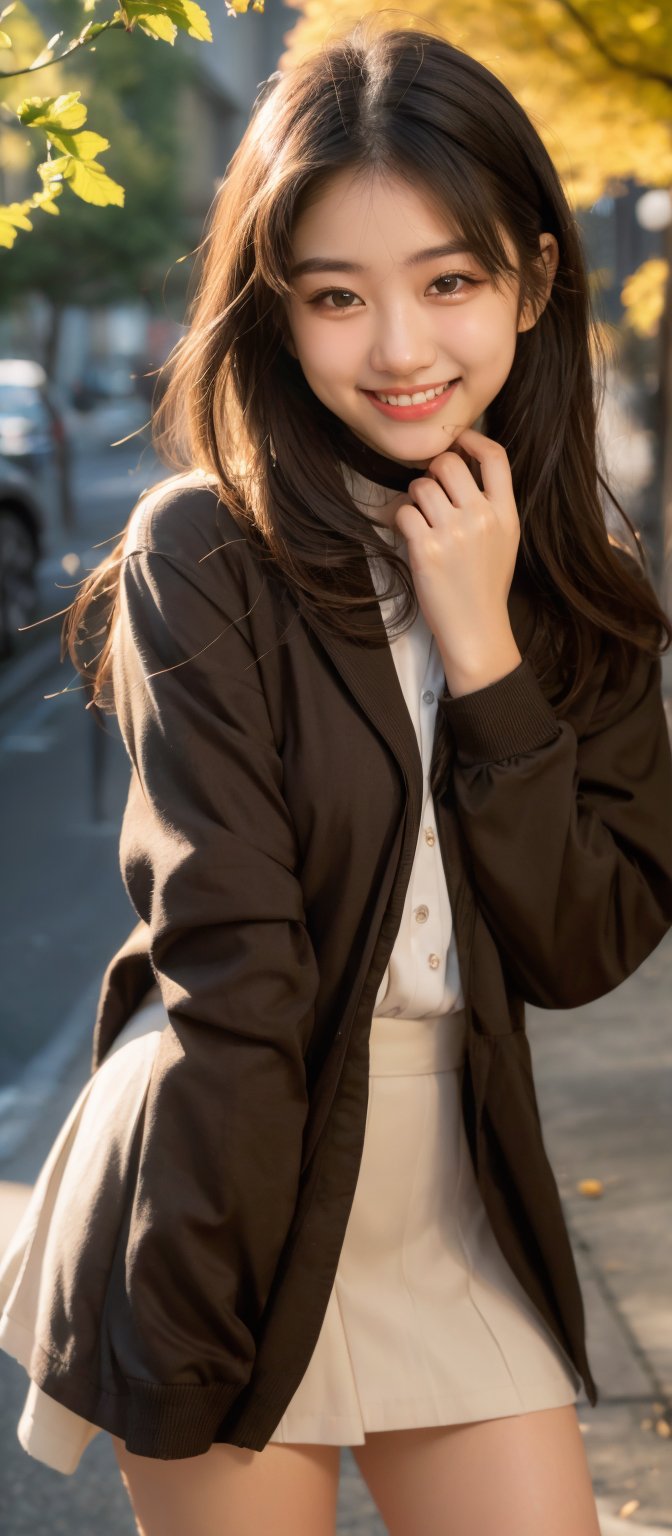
top-left (368, 306), bottom-right (436, 383)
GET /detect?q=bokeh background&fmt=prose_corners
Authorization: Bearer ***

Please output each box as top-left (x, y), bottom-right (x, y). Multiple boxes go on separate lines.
top-left (0, 4), bottom-right (671, 1532)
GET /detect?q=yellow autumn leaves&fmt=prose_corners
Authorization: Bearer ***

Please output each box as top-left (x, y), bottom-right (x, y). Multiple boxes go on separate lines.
top-left (277, 0), bottom-right (672, 338)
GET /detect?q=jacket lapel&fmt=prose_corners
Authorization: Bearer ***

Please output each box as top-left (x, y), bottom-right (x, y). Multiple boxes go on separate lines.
top-left (307, 546), bottom-right (534, 783)
top-left (303, 553), bottom-right (476, 1000)
top-left (306, 563), bottom-right (425, 815)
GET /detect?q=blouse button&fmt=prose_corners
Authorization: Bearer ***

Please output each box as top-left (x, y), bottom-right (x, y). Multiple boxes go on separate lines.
top-left (424, 827), bottom-right (436, 846)
top-left (428, 953), bottom-right (441, 969)
top-left (414, 905), bottom-right (429, 923)
top-left (422, 689), bottom-right (435, 704)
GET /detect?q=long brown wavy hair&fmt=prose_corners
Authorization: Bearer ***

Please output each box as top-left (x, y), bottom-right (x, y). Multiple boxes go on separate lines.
top-left (63, 17), bottom-right (671, 787)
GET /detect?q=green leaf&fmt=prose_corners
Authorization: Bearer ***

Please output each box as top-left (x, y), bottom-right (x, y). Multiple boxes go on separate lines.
top-left (78, 19), bottom-right (115, 39)
top-left (136, 12), bottom-right (177, 41)
top-left (48, 130), bottom-right (111, 158)
top-left (37, 153), bottom-right (74, 182)
top-left (174, 0), bottom-right (212, 39)
top-left (66, 157), bottom-right (125, 207)
top-left (31, 182), bottom-right (64, 216)
top-left (122, 0), bottom-right (212, 42)
top-left (0, 202), bottom-right (34, 250)
top-left (36, 150), bottom-right (124, 208)
top-left (36, 159), bottom-right (65, 186)
top-left (18, 92), bottom-right (88, 132)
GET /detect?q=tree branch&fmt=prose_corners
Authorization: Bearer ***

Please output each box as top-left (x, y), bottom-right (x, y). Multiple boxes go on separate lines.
top-left (554, 0), bottom-right (672, 91)
top-left (0, 18), bottom-right (124, 79)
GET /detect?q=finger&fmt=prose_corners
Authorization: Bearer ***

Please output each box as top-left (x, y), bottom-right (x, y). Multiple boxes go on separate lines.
top-left (449, 441), bottom-right (484, 491)
top-left (451, 428), bottom-right (511, 502)
top-left (423, 452), bottom-right (478, 506)
top-left (453, 440), bottom-right (484, 486)
top-left (405, 473), bottom-right (457, 528)
top-left (394, 499), bottom-right (436, 538)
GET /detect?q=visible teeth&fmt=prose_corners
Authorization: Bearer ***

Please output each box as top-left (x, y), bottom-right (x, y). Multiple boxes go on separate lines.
top-left (373, 381), bottom-right (452, 405)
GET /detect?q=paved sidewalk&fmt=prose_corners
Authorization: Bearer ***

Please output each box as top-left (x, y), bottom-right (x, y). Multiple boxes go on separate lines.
top-left (527, 647), bottom-right (672, 1532)
top-left (525, 928), bottom-right (672, 1533)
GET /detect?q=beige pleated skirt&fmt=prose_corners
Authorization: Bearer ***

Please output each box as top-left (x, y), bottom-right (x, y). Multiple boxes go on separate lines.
top-left (268, 1005), bottom-right (582, 1443)
top-left (0, 990), bottom-right (582, 1475)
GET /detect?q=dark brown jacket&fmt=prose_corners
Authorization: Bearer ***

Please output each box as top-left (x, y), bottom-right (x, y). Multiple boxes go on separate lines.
top-left (34, 475), bottom-right (672, 1459)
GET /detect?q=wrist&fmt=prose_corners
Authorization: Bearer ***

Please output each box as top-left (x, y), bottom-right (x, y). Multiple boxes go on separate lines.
top-left (438, 631), bottom-right (523, 699)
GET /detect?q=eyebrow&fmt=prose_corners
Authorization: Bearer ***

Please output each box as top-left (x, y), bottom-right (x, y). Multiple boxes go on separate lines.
top-left (288, 240), bottom-right (473, 280)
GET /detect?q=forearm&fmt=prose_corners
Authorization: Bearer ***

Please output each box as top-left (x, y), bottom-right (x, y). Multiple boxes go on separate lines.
top-left (436, 647), bottom-right (672, 1008)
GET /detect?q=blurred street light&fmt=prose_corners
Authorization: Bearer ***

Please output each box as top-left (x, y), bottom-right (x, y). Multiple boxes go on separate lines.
top-left (635, 190), bottom-right (672, 233)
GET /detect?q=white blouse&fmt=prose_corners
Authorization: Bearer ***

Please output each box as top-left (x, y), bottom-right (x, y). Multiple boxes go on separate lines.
top-left (339, 462), bottom-right (465, 1020)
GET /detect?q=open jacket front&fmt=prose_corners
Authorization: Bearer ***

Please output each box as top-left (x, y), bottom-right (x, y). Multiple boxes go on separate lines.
top-left (33, 474), bottom-right (672, 1460)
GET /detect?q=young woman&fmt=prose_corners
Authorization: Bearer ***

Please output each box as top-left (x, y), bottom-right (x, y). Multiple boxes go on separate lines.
top-left (1, 19), bottom-right (671, 1536)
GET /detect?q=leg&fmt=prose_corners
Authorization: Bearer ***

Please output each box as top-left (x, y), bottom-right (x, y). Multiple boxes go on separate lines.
top-left (110, 1433), bottom-right (340, 1536)
top-left (350, 1405), bottom-right (601, 1536)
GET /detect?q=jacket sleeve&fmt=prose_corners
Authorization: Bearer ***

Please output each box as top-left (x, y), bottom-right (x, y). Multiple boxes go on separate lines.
top-left (438, 642), bottom-right (672, 1009)
top-left (109, 539), bottom-right (319, 1458)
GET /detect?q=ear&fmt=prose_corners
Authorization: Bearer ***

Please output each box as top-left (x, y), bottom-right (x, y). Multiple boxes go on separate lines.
top-left (518, 234), bottom-right (560, 334)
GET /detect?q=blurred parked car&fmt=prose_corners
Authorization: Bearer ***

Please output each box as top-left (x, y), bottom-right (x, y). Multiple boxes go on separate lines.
top-left (71, 356), bottom-right (146, 412)
top-left (0, 454), bottom-right (43, 661)
top-left (0, 359), bottom-right (73, 531)
top-left (70, 355), bottom-right (155, 447)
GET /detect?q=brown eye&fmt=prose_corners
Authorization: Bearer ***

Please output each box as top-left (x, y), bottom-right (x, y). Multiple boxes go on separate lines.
top-left (429, 273), bottom-right (479, 297)
top-left (309, 289), bottom-right (360, 309)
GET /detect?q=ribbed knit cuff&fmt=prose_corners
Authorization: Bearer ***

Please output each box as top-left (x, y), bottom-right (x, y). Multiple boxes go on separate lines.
top-left (124, 1378), bottom-right (243, 1460)
top-left (438, 656), bottom-right (561, 767)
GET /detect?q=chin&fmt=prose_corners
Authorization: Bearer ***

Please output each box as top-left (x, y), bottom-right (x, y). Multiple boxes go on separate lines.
top-left (370, 425), bottom-right (456, 459)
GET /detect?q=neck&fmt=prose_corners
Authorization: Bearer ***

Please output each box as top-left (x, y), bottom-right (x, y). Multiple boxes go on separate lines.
top-left (285, 352), bottom-right (457, 490)
top-left (337, 462), bottom-right (406, 539)
top-left (331, 418), bottom-right (428, 494)
top-left (308, 393), bottom-right (429, 494)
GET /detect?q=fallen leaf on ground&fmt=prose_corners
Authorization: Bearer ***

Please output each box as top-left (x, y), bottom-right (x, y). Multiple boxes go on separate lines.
top-left (577, 1178), bottom-right (604, 1197)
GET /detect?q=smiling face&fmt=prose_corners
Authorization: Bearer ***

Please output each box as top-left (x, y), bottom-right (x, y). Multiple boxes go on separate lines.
top-left (283, 168), bottom-right (558, 471)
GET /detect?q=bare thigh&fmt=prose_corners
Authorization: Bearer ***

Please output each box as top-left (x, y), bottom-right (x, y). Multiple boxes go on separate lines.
top-left (350, 1406), bottom-right (601, 1536)
top-left (110, 1434), bottom-right (341, 1536)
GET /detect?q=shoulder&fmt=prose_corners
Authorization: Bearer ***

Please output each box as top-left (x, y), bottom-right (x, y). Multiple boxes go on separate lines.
top-left (116, 472), bottom-right (291, 683)
top-left (123, 470), bottom-right (242, 567)
top-left (120, 470), bottom-right (272, 622)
